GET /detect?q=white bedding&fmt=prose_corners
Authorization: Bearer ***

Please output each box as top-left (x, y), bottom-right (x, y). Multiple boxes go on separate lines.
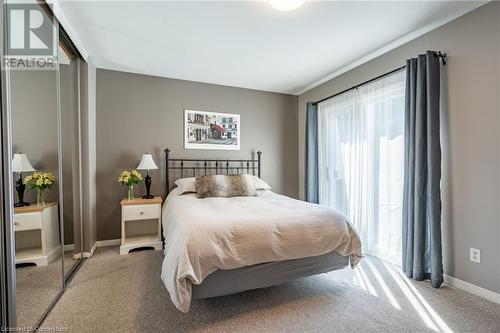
top-left (161, 189), bottom-right (362, 312)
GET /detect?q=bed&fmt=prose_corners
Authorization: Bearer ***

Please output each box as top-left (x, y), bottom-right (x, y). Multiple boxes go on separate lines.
top-left (161, 149), bottom-right (362, 312)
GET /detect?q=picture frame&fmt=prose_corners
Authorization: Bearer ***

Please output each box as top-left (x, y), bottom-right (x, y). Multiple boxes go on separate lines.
top-left (184, 109), bottom-right (241, 150)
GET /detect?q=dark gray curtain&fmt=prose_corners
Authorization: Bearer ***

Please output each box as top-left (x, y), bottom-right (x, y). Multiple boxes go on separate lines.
top-left (402, 51), bottom-right (443, 288)
top-left (305, 102), bottom-right (319, 203)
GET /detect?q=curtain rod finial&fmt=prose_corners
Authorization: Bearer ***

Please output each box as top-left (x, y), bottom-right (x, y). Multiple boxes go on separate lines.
top-left (435, 51), bottom-right (447, 65)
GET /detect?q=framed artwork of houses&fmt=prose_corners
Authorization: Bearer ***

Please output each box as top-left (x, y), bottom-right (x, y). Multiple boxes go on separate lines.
top-left (184, 110), bottom-right (241, 150)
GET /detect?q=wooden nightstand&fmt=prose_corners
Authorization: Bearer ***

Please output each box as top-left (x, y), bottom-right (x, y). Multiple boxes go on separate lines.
top-left (14, 203), bottom-right (60, 266)
top-left (120, 196), bottom-right (162, 255)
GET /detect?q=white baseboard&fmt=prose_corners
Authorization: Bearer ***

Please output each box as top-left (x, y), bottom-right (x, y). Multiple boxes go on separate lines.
top-left (444, 274), bottom-right (500, 304)
top-left (73, 239), bottom-right (121, 259)
top-left (73, 251), bottom-right (90, 259)
top-left (74, 241), bottom-right (98, 259)
top-left (95, 239), bottom-right (121, 247)
top-left (89, 241), bottom-right (97, 256)
top-left (64, 244), bottom-right (74, 252)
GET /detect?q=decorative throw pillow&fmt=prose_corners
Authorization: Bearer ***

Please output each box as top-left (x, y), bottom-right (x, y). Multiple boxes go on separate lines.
top-left (196, 174), bottom-right (257, 198)
top-left (174, 177), bottom-right (197, 194)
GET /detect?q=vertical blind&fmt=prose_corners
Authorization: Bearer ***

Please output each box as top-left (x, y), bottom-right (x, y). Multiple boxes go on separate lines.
top-left (318, 70), bottom-right (406, 265)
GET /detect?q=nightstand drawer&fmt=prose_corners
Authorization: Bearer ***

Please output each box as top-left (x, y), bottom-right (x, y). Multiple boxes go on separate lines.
top-left (123, 204), bottom-right (159, 221)
top-left (13, 212), bottom-right (42, 231)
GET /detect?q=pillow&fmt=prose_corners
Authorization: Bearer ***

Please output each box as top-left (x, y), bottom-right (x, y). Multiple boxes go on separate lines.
top-left (174, 177), bottom-right (196, 194)
top-left (196, 174), bottom-right (257, 199)
top-left (251, 175), bottom-right (271, 190)
top-left (174, 175), bottom-right (269, 194)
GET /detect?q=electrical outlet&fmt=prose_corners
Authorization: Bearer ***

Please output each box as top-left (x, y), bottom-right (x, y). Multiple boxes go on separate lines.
top-left (470, 248), bottom-right (481, 263)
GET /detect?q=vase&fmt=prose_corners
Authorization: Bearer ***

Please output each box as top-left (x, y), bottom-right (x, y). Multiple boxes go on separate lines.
top-left (127, 185), bottom-right (134, 201)
top-left (36, 189), bottom-right (45, 206)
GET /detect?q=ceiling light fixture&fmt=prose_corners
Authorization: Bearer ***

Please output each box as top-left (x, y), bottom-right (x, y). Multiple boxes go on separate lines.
top-left (268, 0), bottom-right (306, 11)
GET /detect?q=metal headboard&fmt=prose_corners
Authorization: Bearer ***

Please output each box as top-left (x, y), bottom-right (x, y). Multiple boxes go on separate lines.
top-left (164, 148), bottom-right (262, 196)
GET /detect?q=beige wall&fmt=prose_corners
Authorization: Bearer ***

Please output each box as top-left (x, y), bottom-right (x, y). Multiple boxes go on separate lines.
top-left (298, 2), bottom-right (500, 293)
top-left (11, 70), bottom-right (59, 204)
top-left (96, 69), bottom-right (298, 241)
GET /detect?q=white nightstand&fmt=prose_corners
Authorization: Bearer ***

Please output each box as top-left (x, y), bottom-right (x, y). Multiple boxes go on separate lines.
top-left (14, 203), bottom-right (60, 266)
top-left (120, 196), bottom-right (162, 255)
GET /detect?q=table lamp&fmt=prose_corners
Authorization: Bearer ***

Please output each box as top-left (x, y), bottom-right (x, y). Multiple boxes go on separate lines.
top-left (12, 153), bottom-right (36, 207)
top-left (137, 153), bottom-right (158, 199)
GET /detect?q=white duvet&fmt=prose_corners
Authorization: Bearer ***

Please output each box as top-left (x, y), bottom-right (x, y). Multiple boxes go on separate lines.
top-left (161, 189), bottom-right (362, 312)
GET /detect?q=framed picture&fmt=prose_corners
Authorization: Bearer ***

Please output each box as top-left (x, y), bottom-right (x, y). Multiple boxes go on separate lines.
top-left (184, 110), bottom-right (240, 150)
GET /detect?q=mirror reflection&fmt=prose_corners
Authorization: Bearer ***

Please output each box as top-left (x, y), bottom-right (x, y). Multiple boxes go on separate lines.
top-left (8, 6), bottom-right (83, 327)
top-left (11, 62), bottom-right (63, 327)
top-left (3, 0), bottom-right (84, 329)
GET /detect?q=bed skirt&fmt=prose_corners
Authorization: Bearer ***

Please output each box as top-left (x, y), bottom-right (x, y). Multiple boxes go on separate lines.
top-left (192, 250), bottom-right (349, 299)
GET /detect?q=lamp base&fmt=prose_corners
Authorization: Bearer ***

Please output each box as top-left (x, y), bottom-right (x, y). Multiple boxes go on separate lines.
top-left (143, 173), bottom-right (154, 199)
top-left (15, 173), bottom-right (29, 208)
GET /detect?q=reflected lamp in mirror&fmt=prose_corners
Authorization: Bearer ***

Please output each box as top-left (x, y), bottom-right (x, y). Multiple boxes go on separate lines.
top-left (12, 153), bottom-right (36, 207)
top-left (137, 153), bottom-right (158, 199)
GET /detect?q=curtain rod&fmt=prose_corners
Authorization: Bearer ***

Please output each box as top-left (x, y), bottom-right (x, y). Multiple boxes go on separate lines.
top-left (312, 51), bottom-right (447, 106)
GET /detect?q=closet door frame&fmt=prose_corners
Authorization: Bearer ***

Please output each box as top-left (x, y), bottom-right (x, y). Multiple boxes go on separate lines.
top-left (59, 25), bottom-right (85, 283)
top-left (0, 0), bottom-right (17, 328)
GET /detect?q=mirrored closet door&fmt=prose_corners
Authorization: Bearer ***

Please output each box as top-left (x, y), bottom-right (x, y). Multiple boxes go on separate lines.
top-left (9, 7), bottom-right (62, 328)
top-left (3, 1), bottom-right (84, 328)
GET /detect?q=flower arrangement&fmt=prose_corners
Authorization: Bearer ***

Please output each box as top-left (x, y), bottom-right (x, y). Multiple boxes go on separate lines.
top-left (23, 172), bottom-right (55, 206)
top-left (118, 170), bottom-right (143, 200)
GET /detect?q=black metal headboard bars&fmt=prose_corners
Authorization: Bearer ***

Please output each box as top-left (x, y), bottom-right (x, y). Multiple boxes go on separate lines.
top-left (164, 148), bottom-right (262, 196)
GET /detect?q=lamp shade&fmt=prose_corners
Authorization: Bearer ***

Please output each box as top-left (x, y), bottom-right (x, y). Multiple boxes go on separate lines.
top-left (137, 154), bottom-right (158, 170)
top-left (12, 154), bottom-right (36, 173)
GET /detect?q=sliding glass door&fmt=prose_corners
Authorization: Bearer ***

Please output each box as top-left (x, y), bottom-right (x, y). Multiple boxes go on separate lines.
top-left (318, 70), bottom-right (406, 265)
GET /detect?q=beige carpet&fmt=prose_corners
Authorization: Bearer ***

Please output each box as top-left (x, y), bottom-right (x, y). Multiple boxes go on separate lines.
top-left (16, 251), bottom-right (78, 328)
top-left (42, 246), bottom-right (500, 332)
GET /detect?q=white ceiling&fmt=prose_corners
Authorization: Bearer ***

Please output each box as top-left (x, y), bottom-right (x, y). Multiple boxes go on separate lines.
top-left (56, 1), bottom-right (485, 95)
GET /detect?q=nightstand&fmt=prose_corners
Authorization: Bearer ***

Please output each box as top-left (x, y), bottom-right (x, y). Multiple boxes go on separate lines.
top-left (14, 203), bottom-right (60, 266)
top-left (120, 196), bottom-right (162, 255)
